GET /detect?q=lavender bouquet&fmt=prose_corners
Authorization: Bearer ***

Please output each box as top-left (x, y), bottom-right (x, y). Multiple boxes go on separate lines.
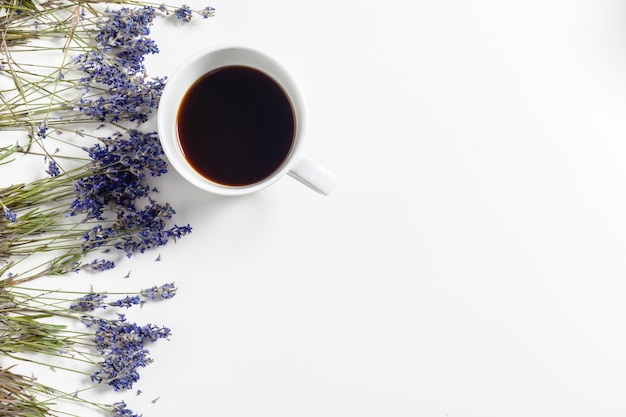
top-left (0, 2), bottom-right (213, 415)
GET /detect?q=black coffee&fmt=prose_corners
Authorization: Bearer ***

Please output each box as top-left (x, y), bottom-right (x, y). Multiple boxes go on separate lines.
top-left (176, 65), bottom-right (295, 186)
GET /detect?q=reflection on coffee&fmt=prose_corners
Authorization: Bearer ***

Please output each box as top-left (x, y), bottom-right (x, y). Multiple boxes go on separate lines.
top-left (176, 66), bottom-right (295, 186)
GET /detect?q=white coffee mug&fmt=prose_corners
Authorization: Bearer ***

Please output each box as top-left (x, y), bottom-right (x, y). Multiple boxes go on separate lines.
top-left (157, 45), bottom-right (337, 196)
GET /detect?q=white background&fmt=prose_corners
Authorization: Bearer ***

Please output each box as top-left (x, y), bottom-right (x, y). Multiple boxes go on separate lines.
top-left (22, 0), bottom-right (626, 416)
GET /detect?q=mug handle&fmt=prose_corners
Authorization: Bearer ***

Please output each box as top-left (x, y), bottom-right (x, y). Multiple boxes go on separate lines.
top-left (288, 154), bottom-right (338, 196)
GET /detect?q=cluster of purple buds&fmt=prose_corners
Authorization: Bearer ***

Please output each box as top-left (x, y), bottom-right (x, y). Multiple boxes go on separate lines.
top-left (112, 203), bottom-right (192, 257)
top-left (140, 282), bottom-right (177, 299)
top-left (111, 401), bottom-right (141, 417)
top-left (74, 51), bottom-right (166, 123)
top-left (70, 130), bottom-right (167, 220)
top-left (174, 5), bottom-right (192, 22)
top-left (108, 295), bottom-right (142, 309)
top-left (73, 7), bottom-right (164, 123)
top-left (46, 159), bottom-right (60, 177)
top-left (78, 201), bottom-right (192, 257)
top-left (96, 6), bottom-right (158, 74)
top-left (3, 206), bottom-right (17, 222)
top-left (83, 313), bottom-right (171, 391)
top-left (80, 258), bottom-right (117, 272)
top-left (70, 292), bottom-right (108, 312)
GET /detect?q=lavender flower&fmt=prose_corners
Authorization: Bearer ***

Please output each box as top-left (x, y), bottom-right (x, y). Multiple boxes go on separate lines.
top-left (97, 7), bottom-right (155, 46)
top-left (84, 314), bottom-right (171, 391)
top-left (74, 60), bottom-right (166, 123)
top-left (70, 130), bottom-right (167, 220)
top-left (199, 6), bottom-right (216, 18)
top-left (111, 401), bottom-right (142, 417)
top-left (3, 206), bottom-right (17, 222)
top-left (37, 124), bottom-right (48, 139)
top-left (109, 295), bottom-right (142, 309)
top-left (69, 129), bottom-right (190, 259)
top-left (140, 282), bottom-right (177, 299)
top-left (113, 203), bottom-right (192, 257)
top-left (74, 50), bottom-right (129, 88)
top-left (96, 6), bottom-right (158, 74)
top-left (46, 159), bottom-right (60, 176)
top-left (175, 5), bottom-right (192, 22)
top-left (73, 7), bottom-right (165, 123)
top-left (70, 292), bottom-right (108, 312)
top-left (81, 258), bottom-right (116, 272)
top-left (82, 225), bottom-right (117, 251)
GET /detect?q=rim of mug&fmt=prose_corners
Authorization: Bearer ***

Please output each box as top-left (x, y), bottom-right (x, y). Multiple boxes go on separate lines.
top-left (157, 44), bottom-right (306, 196)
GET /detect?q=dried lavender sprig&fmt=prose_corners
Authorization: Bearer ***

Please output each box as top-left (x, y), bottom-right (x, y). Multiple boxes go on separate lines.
top-left (0, 364), bottom-right (146, 417)
top-left (0, 2), bottom-right (213, 130)
top-left (2, 282), bottom-right (177, 391)
top-left (0, 3), bottom-right (207, 283)
top-left (0, 128), bottom-right (192, 284)
top-left (1, 8), bottom-right (157, 129)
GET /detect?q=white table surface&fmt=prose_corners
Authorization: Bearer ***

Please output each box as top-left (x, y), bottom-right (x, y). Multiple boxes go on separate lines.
top-left (13, 0), bottom-right (626, 415)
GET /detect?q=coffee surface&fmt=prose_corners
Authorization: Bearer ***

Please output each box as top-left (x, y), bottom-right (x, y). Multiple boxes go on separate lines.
top-left (176, 65), bottom-right (295, 186)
